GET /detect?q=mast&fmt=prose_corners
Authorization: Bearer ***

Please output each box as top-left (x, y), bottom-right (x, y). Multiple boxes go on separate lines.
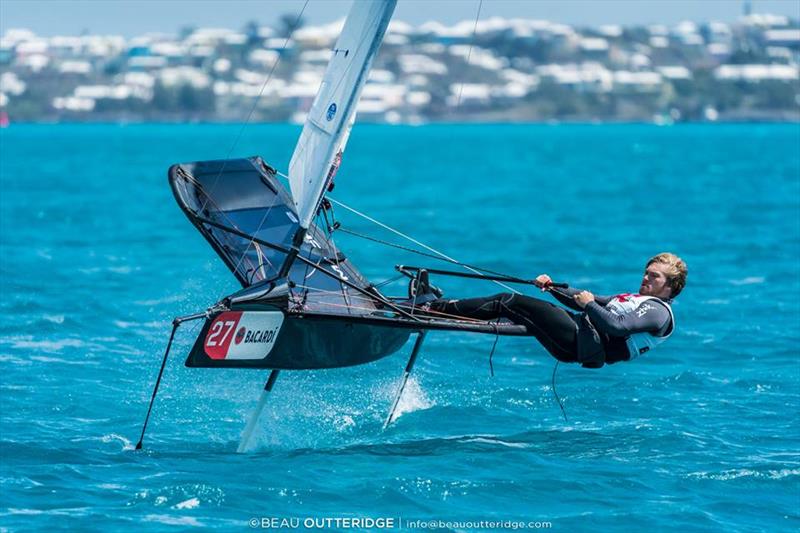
top-left (279, 0), bottom-right (397, 276)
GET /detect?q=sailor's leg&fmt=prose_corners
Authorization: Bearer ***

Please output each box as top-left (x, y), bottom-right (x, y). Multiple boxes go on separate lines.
top-left (431, 292), bottom-right (514, 320)
top-left (435, 293), bottom-right (578, 361)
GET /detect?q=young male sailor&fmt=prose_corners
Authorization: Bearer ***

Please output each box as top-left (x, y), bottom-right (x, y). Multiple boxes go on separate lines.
top-left (424, 253), bottom-right (687, 368)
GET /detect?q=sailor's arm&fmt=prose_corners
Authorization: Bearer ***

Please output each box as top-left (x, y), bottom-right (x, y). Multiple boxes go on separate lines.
top-left (534, 275), bottom-right (612, 310)
top-left (549, 287), bottom-right (589, 311)
top-left (584, 300), bottom-right (671, 337)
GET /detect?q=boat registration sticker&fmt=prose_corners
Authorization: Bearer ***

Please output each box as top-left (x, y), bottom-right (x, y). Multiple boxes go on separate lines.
top-left (204, 311), bottom-right (284, 360)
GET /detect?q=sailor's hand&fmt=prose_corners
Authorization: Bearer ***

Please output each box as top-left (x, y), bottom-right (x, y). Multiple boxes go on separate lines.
top-left (534, 274), bottom-right (553, 291)
top-left (574, 291), bottom-right (595, 308)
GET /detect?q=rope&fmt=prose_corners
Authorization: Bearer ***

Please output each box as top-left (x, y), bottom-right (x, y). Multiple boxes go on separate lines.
top-left (488, 321), bottom-right (499, 377)
top-left (551, 361), bottom-right (568, 422)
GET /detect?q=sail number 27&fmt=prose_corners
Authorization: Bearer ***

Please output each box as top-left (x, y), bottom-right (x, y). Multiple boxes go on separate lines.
top-left (206, 320), bottom-right (237, 347)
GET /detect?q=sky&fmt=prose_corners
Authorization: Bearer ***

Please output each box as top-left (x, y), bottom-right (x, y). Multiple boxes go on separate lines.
top-left (2, 0), bottom-right (799, 37)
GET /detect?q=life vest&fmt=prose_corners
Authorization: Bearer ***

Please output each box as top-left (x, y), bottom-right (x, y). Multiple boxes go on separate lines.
top-left (603, 293), bottom-right (674, 359)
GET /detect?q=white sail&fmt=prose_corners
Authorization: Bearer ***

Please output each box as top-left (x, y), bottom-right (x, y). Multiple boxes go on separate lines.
top-left (288, 0), bottom-right (397, 229)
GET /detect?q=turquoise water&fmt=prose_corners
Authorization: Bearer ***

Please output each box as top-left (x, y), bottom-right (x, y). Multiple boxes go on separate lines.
top-left (1, 123), bottom-right (799, 531)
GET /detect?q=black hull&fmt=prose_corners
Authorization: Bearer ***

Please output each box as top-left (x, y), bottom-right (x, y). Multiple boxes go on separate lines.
top-left (185, 305), bottom-right (412, 370)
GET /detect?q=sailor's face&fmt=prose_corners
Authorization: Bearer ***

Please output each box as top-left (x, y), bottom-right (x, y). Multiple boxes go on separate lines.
top-left (640, 263), bottom-right (671, 298)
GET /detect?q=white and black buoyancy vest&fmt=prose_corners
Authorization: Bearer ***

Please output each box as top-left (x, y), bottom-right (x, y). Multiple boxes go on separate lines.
top-left (604, 293), bottom-right (674, 359)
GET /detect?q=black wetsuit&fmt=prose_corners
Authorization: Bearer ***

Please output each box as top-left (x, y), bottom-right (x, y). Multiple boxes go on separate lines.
top-left (431, 288), bottom-right (672, 368)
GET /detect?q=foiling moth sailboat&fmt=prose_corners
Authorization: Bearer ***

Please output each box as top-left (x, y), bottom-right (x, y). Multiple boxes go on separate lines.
top-left (135, 0), bottom-right (542, 451)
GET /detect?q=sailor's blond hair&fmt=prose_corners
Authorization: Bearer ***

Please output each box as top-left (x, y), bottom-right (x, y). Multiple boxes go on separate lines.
top-left (647, 252), bottom-right (687, 298)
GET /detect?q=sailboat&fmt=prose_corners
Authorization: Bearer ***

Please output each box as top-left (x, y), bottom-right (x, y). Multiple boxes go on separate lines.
top-left (136, 0), bottom-right (540, 451)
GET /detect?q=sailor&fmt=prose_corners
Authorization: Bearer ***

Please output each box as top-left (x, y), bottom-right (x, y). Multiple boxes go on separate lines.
top-left (426, 253), bottom-right (687, 368)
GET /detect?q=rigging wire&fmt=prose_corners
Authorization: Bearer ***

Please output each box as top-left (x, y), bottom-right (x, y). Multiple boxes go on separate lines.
top-left (455, 0), bottom-right (484, 107)
top-left (200, 0), bottom-right (310, 215)
top-left (338, 226), bottom-right (529, 281)
top-left (326, 196), bottom-right (521, 294)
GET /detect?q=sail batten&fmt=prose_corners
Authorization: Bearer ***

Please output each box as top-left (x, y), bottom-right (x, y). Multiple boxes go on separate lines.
top-left (288, 0), bottom-right (397, 229)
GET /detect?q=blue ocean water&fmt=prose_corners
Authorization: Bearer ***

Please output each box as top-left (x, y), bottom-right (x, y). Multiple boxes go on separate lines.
top-left (1, 123), bottom-right (798, 531)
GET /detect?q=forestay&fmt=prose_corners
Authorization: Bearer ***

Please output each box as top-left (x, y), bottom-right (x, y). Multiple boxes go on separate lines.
top-left (288, 0), bottom-right (397, 230)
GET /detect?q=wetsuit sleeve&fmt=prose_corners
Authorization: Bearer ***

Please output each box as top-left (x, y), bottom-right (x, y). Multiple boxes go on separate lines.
top-left (549, 287), bottom-right (585, 311)
top-left (585, 300), bottom-right (670, 337)
top-left (550, 288), bottom-right (613, 311)
top-left (593, 294), bottom-right (613, 306)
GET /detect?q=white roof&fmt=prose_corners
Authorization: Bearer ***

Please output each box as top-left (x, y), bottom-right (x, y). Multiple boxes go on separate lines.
top-left (598, 25), bottom-right (623, 38)
top-left (417, 43), bottom-right (446, 54)
top-left (293, 18), bottom-right (345, 43)
top-left (706, 21), bottom-right (731, 35)
top-left (368, 69), bottom-right (395, 83)
top-left (492, 82), bottom-right (528, 99)
top-left (52, 96), bottom-right (95, 111)
top-left (614, 70), bottom-right (661, 85)
top-left (150, 42), bottom-right (186, 57)
top-left (449, 45), bottom-right (506, 70)
top-left (185, 28), bottom-right (239, 45)
top-left (658, 66), bottom-right (692, 80)
top-left (123, 71), bottom-right (155, 87)
top-left (213, 58), bottom-right (232, 73)
top-left (649, 36), bottom-right (669, 49)
top-left (629, 53), bottom-right (651, 69)
top-left (59, 61), bottom-right (93, 74)
top-left (673, 21), bottom-right (698, 35)
top-left (740, 13), bottom-right (790, 27)
top-left (49, 36), bottom-right (82, 50)
top-left (0, 72), bottom-right (26, 95)
top-left (388, 20), bottom-right (414, 35)
top-left (16, 39), bottom-right (49, 54)
top-left (384, 34), bottom-right (409, 46)
top-left (299, 49), bottom-right (332, 64)
top-left (128, 56), bottom-right (167, 69)
top-left (279, 82), bottom-right (319, 98)
top-left (2, 29), bottom-right (37, 45)
top-left (250, 49), bottom-right (280, 67)
top-left (579, 38), bottom-right (609, 51)
top-left (765, 29), bottom-right (800, 44)
top-left (264, 37), bottom-right (293, 49)
top-left (18, 54), bottom-right (49, 71)
top-left (406, 90), bottom-right (431, 106)
top-left (356, 99), bottom-right (388, 114)
top-left (499, 68), bottom-right (538, 86)
top-left (398, 54), bottom-right (447, 75)
top-left (235, 69), bottom-right (266, 84)
top-left (715, 64), bottom-right (799, 81)
top-left (406, 74), bottom-right (429, 87)
top-left (448, 83), bottom-right (491, 98)
top-left (292, 70), bottom-right (323, 85)
top-left (74, 84), bottom-right (131, 99)
top-left (707, 43), bottom-right (731, 56)
top-left (159, 66), bottom-right (211, 88)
